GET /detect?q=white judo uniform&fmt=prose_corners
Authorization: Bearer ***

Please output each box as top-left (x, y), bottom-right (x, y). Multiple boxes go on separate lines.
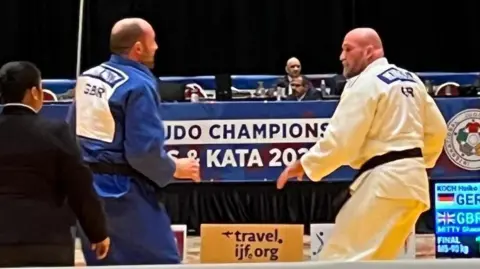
top-left (300, 58), bottom-right (447, 260)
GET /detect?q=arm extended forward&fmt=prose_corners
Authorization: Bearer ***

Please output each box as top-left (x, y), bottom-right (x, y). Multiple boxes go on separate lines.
top-left (124, 87), bottom-right (176, 187)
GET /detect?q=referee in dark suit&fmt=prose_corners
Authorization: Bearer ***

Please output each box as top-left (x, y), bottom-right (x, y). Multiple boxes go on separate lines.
top-left (0, 61), bottom-right (110, 267)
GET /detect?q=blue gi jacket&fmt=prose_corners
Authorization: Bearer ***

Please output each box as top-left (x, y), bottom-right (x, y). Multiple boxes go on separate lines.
top-left (69, 55), bottom-right (180, 264)
top-left (72, 55), bottom-right (176, 196)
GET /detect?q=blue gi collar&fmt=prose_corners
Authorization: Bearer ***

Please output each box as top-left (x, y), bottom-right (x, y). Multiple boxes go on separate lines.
top-left (109, 54), bottom-right (155, 77)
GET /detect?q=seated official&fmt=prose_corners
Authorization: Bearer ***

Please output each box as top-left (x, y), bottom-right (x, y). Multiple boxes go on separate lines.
top-left (275, 57), bottom-right (316, 96)
top-left (0, 61), bottom-right (110, 267)
top-left (285, 76), bottom-right (322, 101)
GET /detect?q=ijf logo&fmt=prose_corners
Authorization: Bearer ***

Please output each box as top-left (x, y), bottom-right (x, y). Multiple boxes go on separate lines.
top-left (312, 231), bottom-right (325, 255)
top-left (309, 223), bottom-right (334, 260)
top-left (444, 109), bottom-right (480, 170)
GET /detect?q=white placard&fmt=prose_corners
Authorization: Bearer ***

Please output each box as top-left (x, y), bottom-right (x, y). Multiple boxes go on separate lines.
top-left (310, 224), bottom-right (415, 260)
top-left (398, 230), bottom-right (416, 259)
top-left (310, 223), bottom-right (335, 260)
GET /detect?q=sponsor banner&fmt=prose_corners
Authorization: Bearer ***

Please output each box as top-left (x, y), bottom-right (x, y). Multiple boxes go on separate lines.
top-left (25, 97), bottom-right (480, 181)
top-left (200, 224), bottom-right (303, 263)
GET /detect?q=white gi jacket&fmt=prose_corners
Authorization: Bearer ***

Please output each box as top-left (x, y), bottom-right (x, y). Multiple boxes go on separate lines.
top-left (300, 57), bottom-right (447, 208)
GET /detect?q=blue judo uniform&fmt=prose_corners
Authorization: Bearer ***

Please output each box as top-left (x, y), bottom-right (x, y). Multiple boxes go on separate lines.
top-left (69, 55), bottom-right (180, 265)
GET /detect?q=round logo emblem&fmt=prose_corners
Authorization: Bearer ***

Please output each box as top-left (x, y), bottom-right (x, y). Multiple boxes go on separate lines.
top-left (444, 109), bottom-right (480, 170)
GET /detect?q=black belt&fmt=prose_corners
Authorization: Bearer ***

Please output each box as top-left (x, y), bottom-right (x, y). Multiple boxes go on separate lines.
top-left (86, 162), bottom-right (143, 178)
top-left (333, 147), bottom-right (423, 209)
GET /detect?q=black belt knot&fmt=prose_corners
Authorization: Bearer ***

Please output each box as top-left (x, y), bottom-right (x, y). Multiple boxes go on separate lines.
top-left (86, 162), bottom-right (142, 178)
top-left (333, 147), bottom-right (423, 209)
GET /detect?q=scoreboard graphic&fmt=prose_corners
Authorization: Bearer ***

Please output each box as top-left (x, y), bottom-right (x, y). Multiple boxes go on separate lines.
top-left (434, 182), bottom-right (480, 258)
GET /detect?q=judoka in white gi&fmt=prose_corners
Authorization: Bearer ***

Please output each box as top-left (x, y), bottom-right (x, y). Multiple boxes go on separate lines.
top-left (277, 28), bottom-right (447, 260)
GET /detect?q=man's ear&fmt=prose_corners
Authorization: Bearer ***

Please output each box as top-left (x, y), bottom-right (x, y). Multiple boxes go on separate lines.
top-left (31, 86), bottom-right (41, 100)
top-left (365, 45), bottom-right (374, 59)
top-left (134, 41), bottom-right (143, 54)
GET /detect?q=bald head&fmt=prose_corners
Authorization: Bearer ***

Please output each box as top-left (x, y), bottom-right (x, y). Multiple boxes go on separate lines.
top-left (285, 57), bottom-right (301, 77)
top-left (340, 28), bottom-right (384, 78)
top-left (110, 18), bottom-right (158, 68)
top-left (110, 18), bottom-right (152, 55)
top-left (345, 28), bottom-right (383, 54)
top-left (286, 57), bottom-right (300, 66)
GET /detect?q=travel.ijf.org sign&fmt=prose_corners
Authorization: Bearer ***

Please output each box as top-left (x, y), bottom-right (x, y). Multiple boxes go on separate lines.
top-left (200, 224), bottom-right (304, 263)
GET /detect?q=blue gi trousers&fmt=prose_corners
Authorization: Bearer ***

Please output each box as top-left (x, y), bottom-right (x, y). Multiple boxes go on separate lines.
top-left (78, 175), bottom-right (180, 265)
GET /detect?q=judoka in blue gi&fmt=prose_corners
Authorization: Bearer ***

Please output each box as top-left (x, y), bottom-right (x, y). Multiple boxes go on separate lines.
top-left (69, 18), bottom-right (200, 265)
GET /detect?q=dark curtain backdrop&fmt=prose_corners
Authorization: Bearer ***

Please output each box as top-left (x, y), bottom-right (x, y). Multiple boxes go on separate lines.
top-left (353, 0), bottom-right (480, 73)
top-left (0, 0), bottom-right (478, 78)
top-left (81, 0), bottom-right (352, 76)
top-left (162, 181), bottom-right (435, 235)
top-left (0, 0), bottom-right (79, 78)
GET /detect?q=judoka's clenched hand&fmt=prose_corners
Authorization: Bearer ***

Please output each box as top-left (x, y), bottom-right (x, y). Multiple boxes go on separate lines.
top-left (92, 237), bottom-right (110, 260)
top-left (276, 160), bottom-right (304, 189)
top-left (174, 157), bottom-right (201, 182)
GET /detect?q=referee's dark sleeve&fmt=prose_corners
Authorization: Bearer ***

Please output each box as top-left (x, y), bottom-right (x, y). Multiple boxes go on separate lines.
top-left (56, 122), bottom-right (108, 244)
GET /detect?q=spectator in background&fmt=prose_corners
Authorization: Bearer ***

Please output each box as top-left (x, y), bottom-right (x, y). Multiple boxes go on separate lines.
top-left (276, 57), bottom-right (314, 95)
top-left (0, 61), bottom-right (109, 267)
top-left (285, 76), bottom-right (321, 101)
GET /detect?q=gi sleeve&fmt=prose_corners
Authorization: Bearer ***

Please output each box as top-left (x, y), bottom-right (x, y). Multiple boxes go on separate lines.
top-left (124, 87), bottom-right (176, 187)
top-left (422, 93), bottom-right (447, 168)
top-left (300, 79), bottom-right (378, 181)
top-left (56, 122), bottom-right (108, 244)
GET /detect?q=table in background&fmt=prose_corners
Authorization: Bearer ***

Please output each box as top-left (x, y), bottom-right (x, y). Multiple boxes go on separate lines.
top-left (42, 72), bottom-right (480, 94)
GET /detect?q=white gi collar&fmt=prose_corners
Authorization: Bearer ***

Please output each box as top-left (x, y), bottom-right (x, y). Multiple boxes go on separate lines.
top-left (3, 103), bottom-right (38, 113)
top-left (364, 57), bottom-right (389, 73)
top-left (345, 57), bottom-right (389, 87)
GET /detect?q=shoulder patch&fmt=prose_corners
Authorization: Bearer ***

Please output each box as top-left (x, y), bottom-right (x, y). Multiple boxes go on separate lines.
top-left (376, 67), bottom-right (416, 84)
top-left (81, 64), bottom-right (128, 89)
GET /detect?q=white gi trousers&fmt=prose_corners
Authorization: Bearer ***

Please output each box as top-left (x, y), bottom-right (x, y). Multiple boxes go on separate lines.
top-left (318, 158), bottom-right (429, 261)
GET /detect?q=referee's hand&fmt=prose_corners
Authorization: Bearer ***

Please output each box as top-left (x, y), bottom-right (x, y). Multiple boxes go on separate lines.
top-left (91, 237), bottom-right (111, 260)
